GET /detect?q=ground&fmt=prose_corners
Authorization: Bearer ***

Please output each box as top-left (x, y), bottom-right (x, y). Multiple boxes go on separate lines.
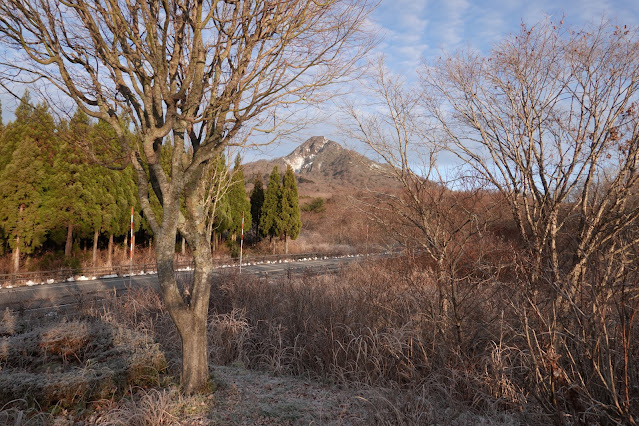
top-left (208, 366), bottom-right (371, 425)
top-left (73, 365), bottom-right (373, 425)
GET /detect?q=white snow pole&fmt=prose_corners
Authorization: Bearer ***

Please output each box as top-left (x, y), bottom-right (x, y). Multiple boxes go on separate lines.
top-left (239, 211), bottom-right (245, 273)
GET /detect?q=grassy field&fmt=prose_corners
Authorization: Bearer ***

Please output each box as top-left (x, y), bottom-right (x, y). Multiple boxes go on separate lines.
top-left (1, 251), bottom-right (637, 424)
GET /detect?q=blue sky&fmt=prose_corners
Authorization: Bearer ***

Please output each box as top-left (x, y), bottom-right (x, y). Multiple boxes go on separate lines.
top-left (371, 0), bottom-right (638, 75)
top-left (257, 0), bottom-right (639, 158)
top-left (1, 0), bottom-right (637, 159)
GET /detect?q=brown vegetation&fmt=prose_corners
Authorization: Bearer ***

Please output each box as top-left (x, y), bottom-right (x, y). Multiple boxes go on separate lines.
top-left (0, 314), bottom-right (166, 410)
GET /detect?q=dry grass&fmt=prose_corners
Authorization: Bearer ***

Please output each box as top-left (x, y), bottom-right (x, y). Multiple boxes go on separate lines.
top-left (206, 258), bottom-right (541, 423)
top-left (89, 387), bottom-right (210, 425)
top-left (0, 312), bottom-right (167, 410)
top-left (1, 241), bottom-right (636, 424)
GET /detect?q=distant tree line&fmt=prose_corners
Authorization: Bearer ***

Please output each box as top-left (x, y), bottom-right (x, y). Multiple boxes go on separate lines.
top-left (0, 92), bottom-right (296, 273)
top-left (0, 92), bottom-right (142, 273)
top-left (250, 165), bottom-right (302, 254)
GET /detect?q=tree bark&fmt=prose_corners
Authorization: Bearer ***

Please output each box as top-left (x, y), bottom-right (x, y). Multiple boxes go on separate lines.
top-left (106, 233), bottom-right (113, 267)
top-left (179, 312), bottom-right (209, 393)
top-left (123, 233), bottom-right (128, 262)
top-left (92, 229), bottom-right (99, 266)
top-left (13, 204), bottom-right (23, 274)
top-left (12, 237), bottom-right (20, 274)
top-left (64, 223), bottom-right (73, 257)
top-left (156, 222), bottom-right (213, 394)
top-left (181, 234), bottom-right (186, 256)
top-left (284, 232), bottom-right (288, 254)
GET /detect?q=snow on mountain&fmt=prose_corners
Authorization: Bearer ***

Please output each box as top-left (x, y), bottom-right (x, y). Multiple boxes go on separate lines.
top-left (243, 136), bottom-right (398, 191)
top-left (283, 136), bottom-right (329, 173)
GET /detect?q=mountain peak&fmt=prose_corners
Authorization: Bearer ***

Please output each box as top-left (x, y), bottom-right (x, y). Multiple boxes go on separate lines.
top-left (284, 136), bottom-right (339, 173)
top-left (244, 136), bottom-right (398, 191)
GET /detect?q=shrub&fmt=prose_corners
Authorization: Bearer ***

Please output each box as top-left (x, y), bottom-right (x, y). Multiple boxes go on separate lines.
top-left (62, 256), bottom-right (83, 275)
top-left (225, 239), bottom-right (240, 259)
top-left (0, 317), bottom-right (166, 409)
top-left (301, 197), bottom-right (325, 213)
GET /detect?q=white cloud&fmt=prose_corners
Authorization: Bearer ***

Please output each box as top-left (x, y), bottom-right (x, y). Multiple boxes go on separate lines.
top-left (436, 0), bottom-right (470, 48)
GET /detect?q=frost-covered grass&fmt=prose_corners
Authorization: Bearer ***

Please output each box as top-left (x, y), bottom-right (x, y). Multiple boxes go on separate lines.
top-left (0, 257), bottom-right (548, 425)
top-left (0, 309), bottom-right (167, 411)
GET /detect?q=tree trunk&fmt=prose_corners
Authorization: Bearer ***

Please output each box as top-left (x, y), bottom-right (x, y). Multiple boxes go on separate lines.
top-left (92, 229), bottom-right (99, 266)
top-left (123, 233), bottom-right (128, 262)
top-left (178, 304), bottom-right (209, 394)
top-left (156, 227), bottom-right (213, 394)
top-left (12, 237), bottom-right (20, 274)
top-left (272, 236), bottom-right (276, 255)
top-left (106, 233), bottom-right (113, 267)
top-left (284, 232), bottom-right (288, 254)
top-left (65, 223), bottom-right (73, 257)
top-left (181, 235), bottom-right (186, 256)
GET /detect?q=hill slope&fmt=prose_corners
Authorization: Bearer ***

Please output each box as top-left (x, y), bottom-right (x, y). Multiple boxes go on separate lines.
top-left (244, 136), bottom-right (396, 193)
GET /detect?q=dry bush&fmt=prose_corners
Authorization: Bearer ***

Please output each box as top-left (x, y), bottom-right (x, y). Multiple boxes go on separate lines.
top-left (208, 308), bottom-right (250, 365)
top-left (0, 316), bottom-right (166, 409)
top-left (89, 387), bottom-right (209, 425)
top-left (506, 257), bottom-right (639, 425)
top-left (0, 255), bottom-right (11, 275)
top-left (296, 192), bottom-right (376, 253)
top-left (40, 319), bottom-right (90, 363)
top-left (209, 256), bottom-right (530, 419)
top-left (0, 307), bottom-right (17, 336)
top-left (359, 384), bottom-right (528, 426)
top-left (91, 287), bottom-right (183, 377)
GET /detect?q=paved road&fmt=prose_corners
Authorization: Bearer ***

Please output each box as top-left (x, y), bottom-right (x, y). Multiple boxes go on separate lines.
top-left (0, 255), bottom-right (365, 313)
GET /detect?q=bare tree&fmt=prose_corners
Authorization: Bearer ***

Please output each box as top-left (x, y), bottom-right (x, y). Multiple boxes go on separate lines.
top-left (421, 20), bottom-right (639, 423)
top-left (0, 0), bottom-right (374, 393)
top-left (341, 57), bottom-right (497, 347)
top-left (422, 20), bottom-right (639, 291)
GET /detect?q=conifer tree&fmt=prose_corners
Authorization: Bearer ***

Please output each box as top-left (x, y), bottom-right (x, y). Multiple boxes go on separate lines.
top-left (87, 118), bottom-right (140, 266)
top-left (226, 155), bottom-right (252, 239)
top-left (0, 91), bottom-right (33, 173)
top-left (280, 165), bottom-right (302, 254)
top-left (250, 173), bottom-right (265, 237)
top-left (260, 166), bottom-right (282, 253)
top-left (47, 110), bottom-right (95, 257)
top-left (0, 94), bottom-right (54, 272)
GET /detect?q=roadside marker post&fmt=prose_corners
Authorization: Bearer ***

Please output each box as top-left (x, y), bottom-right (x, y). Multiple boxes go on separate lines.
top-left (239, 212), bottom-right (245, 273)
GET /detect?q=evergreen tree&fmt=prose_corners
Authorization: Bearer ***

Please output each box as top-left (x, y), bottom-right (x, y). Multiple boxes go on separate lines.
top-left (226, 155), bottom-right (252, 238)
top-left (280, 165), bottom-right (302, 254)
top-left (0, 95), bottom-right (55, 272)
top-left (46, 110), bottom-right (95, 257)
top-left (98, 122), bottom-right (140, 266)
top-left (260, 166), bottom-right (282, 252)
top-left (250, 173), bottom-right (265, 237)
top-left (0, 91), bottom-right (33, 173)
top-left (87, 118), bottom-right (139, 265)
